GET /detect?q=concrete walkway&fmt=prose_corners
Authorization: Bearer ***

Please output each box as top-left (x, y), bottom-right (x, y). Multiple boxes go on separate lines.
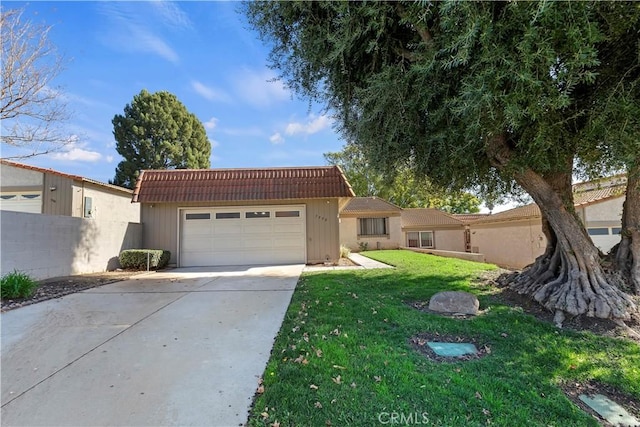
top-left (303, 253), bottom-right (394, 272)
top-left (1, 265), bottom-right (303, 427)
top-left (348, 253), bottom-right (394, 269)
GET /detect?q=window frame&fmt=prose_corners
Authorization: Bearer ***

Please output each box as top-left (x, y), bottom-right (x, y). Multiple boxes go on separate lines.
top-left (406, 231), bottom-right (435, 249)
top-left (357, 217), bottom-right (389, 237)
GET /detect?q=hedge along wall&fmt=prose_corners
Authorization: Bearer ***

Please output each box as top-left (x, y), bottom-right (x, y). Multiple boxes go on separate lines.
top-left (0, 211), bottom-right (142, 280)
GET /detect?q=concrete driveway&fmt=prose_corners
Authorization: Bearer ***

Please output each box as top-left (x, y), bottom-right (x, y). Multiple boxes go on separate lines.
top-left (1, 264), bottom-right (303, 427)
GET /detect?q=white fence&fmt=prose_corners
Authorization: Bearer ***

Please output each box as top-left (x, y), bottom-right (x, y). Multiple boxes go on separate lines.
top-left (1, 211), bottom-right (142, 280)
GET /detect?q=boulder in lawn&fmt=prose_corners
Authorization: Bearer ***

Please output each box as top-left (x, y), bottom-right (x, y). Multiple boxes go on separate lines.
top-left (428, 291), bottom-right (479, 315)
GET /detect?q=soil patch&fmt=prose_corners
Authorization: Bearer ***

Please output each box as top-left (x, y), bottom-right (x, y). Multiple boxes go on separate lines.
top-left (475, 270), bottom-right (640, 344)
top-left (561, 380), bottom-right (640, 426)
top-left (1, 270), bottom-right (147, 312)
top-left (409, 332), bottom-right (492, 363)
top-left (306, 257), bottom-right (358, 267)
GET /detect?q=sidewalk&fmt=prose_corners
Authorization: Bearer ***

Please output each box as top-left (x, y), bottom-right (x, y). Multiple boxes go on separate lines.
top-left (304, 252), bottom-right (394, 272)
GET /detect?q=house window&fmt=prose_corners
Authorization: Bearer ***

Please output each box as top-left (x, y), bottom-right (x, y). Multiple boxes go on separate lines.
top-left (246, 211), bottom-right (270, 219)
top-left (358, 217), bottom-right (388, 236)
top-left (83, 197), bottom-right (93, 218)
top-left (587, 228), bottom-right (609, 236)
top-left (407, 231), bottom-right (434, 248)
top-left (275, 210), bottom-right (300, 218)
top-left (612, 227), bottom-right (622, 235)
top-left (186, 213), bottom-right (211, 220)
top-left (215, 212), bottom-right (240, 219)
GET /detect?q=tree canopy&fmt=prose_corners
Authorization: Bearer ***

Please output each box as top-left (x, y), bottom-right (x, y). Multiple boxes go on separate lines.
top-left (246, 1), bottom-right (640, 320)
top-left (112, 89), bottom-right (211, 189)
top-left (325, 144), bottom-right (480, 213)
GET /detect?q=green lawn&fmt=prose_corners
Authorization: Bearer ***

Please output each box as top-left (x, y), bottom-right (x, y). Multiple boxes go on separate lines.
top-left (248, 250), bottom-right (640, 427)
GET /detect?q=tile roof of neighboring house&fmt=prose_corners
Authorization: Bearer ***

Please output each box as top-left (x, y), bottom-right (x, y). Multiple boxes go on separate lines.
top-left (573, 185), bottom-right (625, 207)
top-left (452, 213), bottom-right (491, 222)
top-left (472, 204), bottom-right (541, 225)
top-left (0, 159), bottom-right (133, 194)
top-left (132, 166), bottom-right (355, 203)
top-left (573, 174), bottom-right (626, 192)
top-left (340, 197), bottom-right (402, 215)
top-left (472, 179), bottom-right (626, 225)
top-left (401, 208), bottom-right (464, 228)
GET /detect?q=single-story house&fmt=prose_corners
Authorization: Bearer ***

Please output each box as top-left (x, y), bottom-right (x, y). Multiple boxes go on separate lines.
top-left (0, 159), bottom-right (140, 221)
top-left (338, 198), bottom-right (468, 253)
top-left (339, 197), bottom-right (403, 251)
top-left (469, 175), bottom-right (626, 269)
top-left (0, 160), bottom-right (141, 278)
top-left (132, 166), bottom-right (355, 267)
top-left (401, 208), bottom-right (467, 252)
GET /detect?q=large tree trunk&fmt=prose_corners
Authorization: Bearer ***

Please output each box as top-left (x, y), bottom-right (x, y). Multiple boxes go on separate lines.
top-left (615, 163), bottom-right (640, 295)
top-left (488, 135), bottom-right (637, 324)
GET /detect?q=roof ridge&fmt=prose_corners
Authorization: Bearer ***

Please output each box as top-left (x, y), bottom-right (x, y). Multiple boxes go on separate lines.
top-left (1, 159), bottom-right (132, 194)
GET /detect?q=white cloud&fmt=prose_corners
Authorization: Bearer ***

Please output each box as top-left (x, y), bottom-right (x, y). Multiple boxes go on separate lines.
top-left (204, 117), bottom-right (219, 130)
top-left (98, 3), bottom-right (181, 63)
top-left (285, 114), bottom-right (332, 136)
top-left (191, 81), bottom-right (231, 102)
top-left (209, 138), bottom-right (220, 148)
top-left (106, 155), bottom-right (114, 163)
top-left (270, 132), bottom-right (285, 145)
top-left (149, 1), bottom-right (192, 30)
top-left (49, 139), bottom-right (102, 163)
top-left (233, 68), bottom-right (290, 108)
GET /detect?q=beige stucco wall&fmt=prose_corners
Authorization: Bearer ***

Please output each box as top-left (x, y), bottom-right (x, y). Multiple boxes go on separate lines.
top-left (583, 197), bottom-right (623, 224)
top-left (339, 216), bottom-right (402, 251)
top-left (1, 210), bottom-right (141, 279)
top-left (470, 218), bottom-right (546, 269)
top-left (141, 198), bottom-right (341, 265)
top-left (83, 184), bottom-right (140, 223)
top-left (401, 226), bottom-right (466, 252)
top-left (0, 163), bottom-right (42, 188)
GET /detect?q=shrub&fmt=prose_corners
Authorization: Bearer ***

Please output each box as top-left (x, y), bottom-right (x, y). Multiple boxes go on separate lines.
top-left (1, 270), bottom-right (38, 299)
top-left (358, 242), bottom-right (369, 252)
top-left (339, 245), bottom-right (351, 258)
top-left (119, 249), bottom-right (171, 270)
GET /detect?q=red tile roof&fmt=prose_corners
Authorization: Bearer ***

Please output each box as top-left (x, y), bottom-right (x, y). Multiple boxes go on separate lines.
top-left (341, 197), bottom-right (402, 215)
top-left (471, 204), bottom-right (541, 225)
top-left (452, 213), bottom-right (491, 223)
top-left (573, 185), bottom-right (625, 207)
top-left (132, 166), bottom-right (355, 203)
top-left (0, 159), bottom-right (133, 194)
top-left (401, 208), bottom-right (464, 228)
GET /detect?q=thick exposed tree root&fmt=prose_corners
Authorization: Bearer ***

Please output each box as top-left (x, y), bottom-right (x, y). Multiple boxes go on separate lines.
top-left (498, 246), bottom-right (637, 325)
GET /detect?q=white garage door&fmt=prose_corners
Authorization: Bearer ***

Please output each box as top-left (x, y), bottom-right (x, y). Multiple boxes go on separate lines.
top-left (180, 205), bottom-right (306, 267)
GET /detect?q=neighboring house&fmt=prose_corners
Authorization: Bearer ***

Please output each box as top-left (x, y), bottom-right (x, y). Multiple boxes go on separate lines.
top-left (469, 176), bottom-right (626, 269)
top-left (0, 160), bottom-right (141, 279)
top-left (0, 159), bottom-right (140, 221)
top-left (468, 204), bottom-right (546, 269)
top-left (401, 208), bottom-right (467, 252)
top-left (338, 199), bottom-right (469, 253)
top-left (339, 197), bottom-right (403, 251)
top-left (132, 166), bottom-right (355, 267)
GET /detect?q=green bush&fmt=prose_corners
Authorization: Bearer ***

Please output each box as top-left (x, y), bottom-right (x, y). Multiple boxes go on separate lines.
top-left (1, 270), bottom-right (38, 299)
top-left (119, 249), bottom-right (171, 270)
top-left (339, 244), bottom-right (351, 258)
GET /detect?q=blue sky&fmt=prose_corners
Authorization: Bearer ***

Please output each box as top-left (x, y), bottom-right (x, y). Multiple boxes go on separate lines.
top-left (1, 1), bottom-right (345, 184)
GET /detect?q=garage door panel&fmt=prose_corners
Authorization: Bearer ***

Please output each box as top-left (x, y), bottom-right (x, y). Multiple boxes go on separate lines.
top-left (213, 223), bottom-right (243, 234)
top-left (213, 237), bottom-right (243, 250)
top-left (181, 205), bottom-right (306, 267)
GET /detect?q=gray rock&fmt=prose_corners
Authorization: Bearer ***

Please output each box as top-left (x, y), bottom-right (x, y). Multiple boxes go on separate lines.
top-left (428, 291), bottom-right (479, 315)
